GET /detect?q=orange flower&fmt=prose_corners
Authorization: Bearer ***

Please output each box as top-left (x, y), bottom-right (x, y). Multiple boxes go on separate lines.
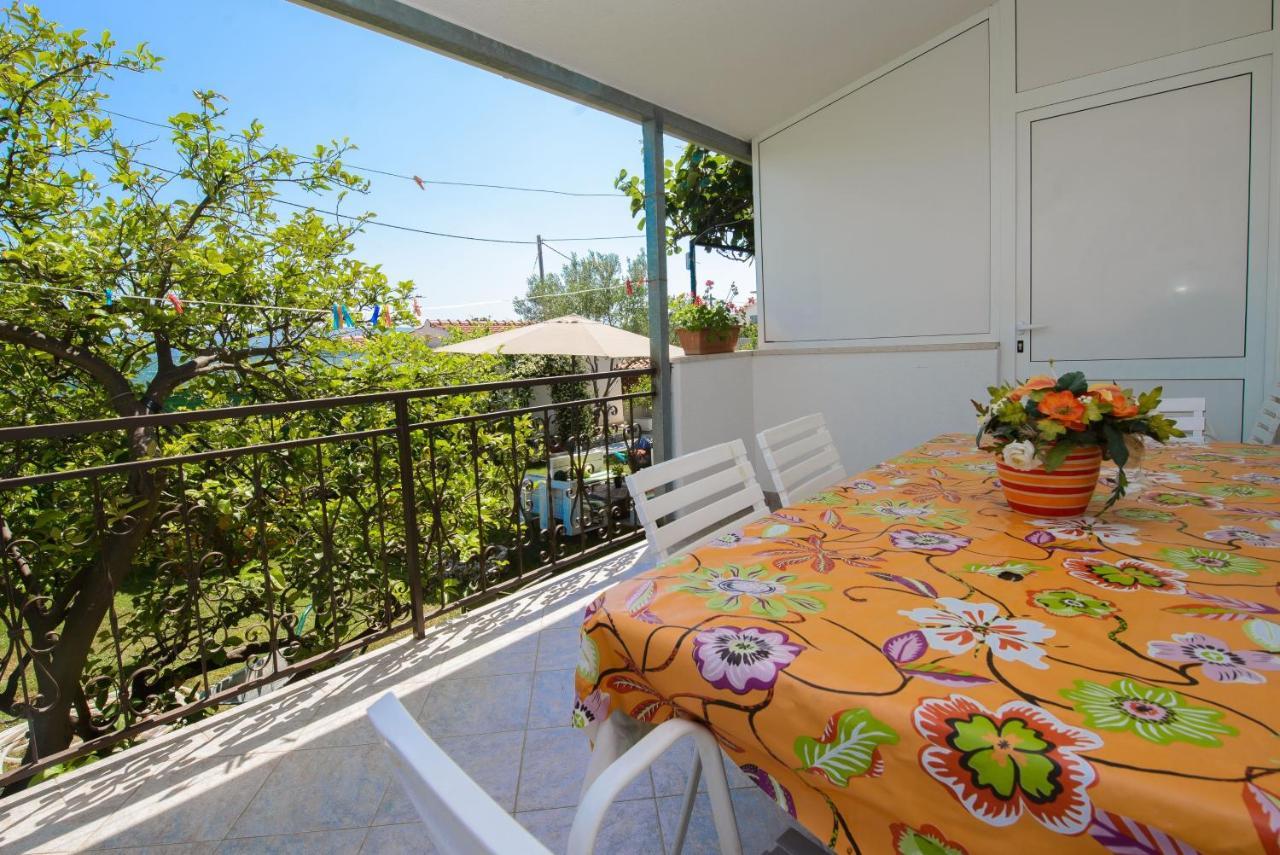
top-left (1038, 390), bottom-right (1086, 430)
top-left (1110, 396), bottom-right (1138, 418)
top-left (1010, 376), bottom-right (1056, 402)
top-left (1089, 383), bottom-right (1138, 418)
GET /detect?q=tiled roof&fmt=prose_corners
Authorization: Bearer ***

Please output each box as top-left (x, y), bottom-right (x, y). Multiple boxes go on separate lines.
top-left (412, 318), bottom-right (533, 337)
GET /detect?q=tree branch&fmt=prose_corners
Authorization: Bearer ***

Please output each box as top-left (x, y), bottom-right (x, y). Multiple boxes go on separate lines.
top-left (0, 321), bottom-right (137, 415)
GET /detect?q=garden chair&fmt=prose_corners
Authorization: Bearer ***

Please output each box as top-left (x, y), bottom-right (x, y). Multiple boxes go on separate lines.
top-left (1159, 397), bottom-right (1209, 443)
top-left (625, 438), bottom-right (769, 560)
top-left (756, 413), bottom-right (847, 506)
top-left (368, 693), bottom-right (741, 855)
top-left (1248, 382), bottom-right (1280, 444)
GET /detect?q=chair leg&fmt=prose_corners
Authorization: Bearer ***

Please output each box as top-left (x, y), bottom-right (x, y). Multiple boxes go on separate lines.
top-left (568, 719), bottom-right (742, 855)
top-left (691, 728), bottom-right (742, 855)
top-left (669, 750), bottom-right (702, 855)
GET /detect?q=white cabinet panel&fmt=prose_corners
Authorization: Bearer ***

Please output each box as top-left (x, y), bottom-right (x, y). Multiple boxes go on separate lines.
top-left (1016, 0), bottom-right (1270, 91)
top-left (1029, 75), bottom-right (1252, 362)
top-left (758, 22), bottom-right (990, 343)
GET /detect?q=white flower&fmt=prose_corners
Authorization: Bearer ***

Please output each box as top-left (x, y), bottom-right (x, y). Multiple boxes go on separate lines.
top-left (1001, 440), bottom-right (1038, 471)
top-left (1031, 517), bottom-right (1141, 545)
top-left (899, 597), bottom-right (1055, 669)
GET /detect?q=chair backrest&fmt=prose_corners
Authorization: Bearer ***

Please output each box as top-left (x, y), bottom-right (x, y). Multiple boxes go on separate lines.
top-left (367, 693), bottom-right (552, 855)
top-left (1249, 383), bottom-right (1280, 445)
top-left (756, 413), bottom-right (847, 506)
top-left (625, 439), bottom-right (769, 560)
top-left (1158, 397), bottom-right (1208, 444)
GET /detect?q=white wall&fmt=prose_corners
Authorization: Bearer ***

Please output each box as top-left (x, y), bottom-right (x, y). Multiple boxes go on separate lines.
top-left (756, 21), bottom-right (992, 345)
top-left (670, 352), bottom-right (757, 465)
top-left (681, 0), bottom-right (1280, 463)
top-left (1015, 0), bottom-right (1271, 91)
top-left (671, 345), bottom-right (998, 479)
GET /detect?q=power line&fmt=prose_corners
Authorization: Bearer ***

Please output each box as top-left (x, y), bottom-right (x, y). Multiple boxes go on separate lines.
top-left (277, 199), bottom-right (643, 245)
top-left (0, 277), bottom-right (659, 315)
top-left (275, 199), bottom-right (536, 245)
top-left (125, 158), bottom-right (643, 246)
top-left (540, 241), bottom-right (574, 263)
top-left (104, 108), bottom-right (628, 198)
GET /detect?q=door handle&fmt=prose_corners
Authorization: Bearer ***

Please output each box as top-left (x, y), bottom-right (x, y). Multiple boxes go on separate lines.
top-left (1016, 323), bottom-right (1046, 333)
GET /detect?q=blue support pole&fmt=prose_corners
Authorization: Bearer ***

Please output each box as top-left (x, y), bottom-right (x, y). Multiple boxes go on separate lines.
top-left (642, 114), bottom-right (672, 463)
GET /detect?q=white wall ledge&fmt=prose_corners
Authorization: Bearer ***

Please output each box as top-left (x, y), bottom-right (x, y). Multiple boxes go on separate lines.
top-left (671, 339), bottom-right (999, 364)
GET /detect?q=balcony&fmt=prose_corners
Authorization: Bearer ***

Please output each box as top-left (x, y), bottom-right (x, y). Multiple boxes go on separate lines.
top-left (1, 538), bottom-right (826, 853)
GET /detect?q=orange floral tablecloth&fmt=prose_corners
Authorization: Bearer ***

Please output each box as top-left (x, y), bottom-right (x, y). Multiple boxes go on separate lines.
top-left (574, 434), bottom-right (1280, 854)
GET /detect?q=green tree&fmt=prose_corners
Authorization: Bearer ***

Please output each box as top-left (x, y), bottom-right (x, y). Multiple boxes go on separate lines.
top-left (514, 250), bottom-right (648, 334)
top-left (0, 3), bottom-right (412, 764)
top-left (615, 143), bottom-right (753, 258)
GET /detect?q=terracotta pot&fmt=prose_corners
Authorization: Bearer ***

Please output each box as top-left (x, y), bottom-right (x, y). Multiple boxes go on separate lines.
top-left (996, 445), bottom-right (1102, 517)
top-left (675, 326), bottom-right (740, 355)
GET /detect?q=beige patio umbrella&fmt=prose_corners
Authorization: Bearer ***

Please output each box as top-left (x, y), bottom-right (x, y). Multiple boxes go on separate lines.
top-left (437, 314), bottom-right (682, 397)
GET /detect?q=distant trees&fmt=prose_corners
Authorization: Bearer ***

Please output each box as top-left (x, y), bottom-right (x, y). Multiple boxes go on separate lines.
top-left (513, 250), bottom-right (648, 334)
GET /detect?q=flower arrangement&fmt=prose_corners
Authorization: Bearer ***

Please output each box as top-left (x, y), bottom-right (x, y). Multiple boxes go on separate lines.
top-left (668, 282), bottom-right (750, 333)
top-left (974, 371), bottom-right (1183, 510)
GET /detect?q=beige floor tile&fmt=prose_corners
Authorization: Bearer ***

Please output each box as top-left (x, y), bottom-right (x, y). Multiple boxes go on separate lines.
top-left (215, 827), bottom-right (367, 854)
top-left (516, 798), bottom-right (662, 855)
top-left (535, 627), bottom-right (582, 672)
top-left (655, 787), bottom-right (820, 855)
top-left (358, 822), bottom-right (436, 854)
top-left (649, 744), bottom-right (756, 798)
top-left (85, 753), bottom-right (281, 850)
top-left (516, 726), bottom-right (651, 812)
top-left (374, 729), bottom-right (525, 824)
top-left (86, 843), bottom-right (219, 854)
top-left (227, 745), bottom-right (388, 838)
top-left (293, 683), bottom-right (432, 751)
top-left (415, 671), bottom-right (532, 737)
top-left (527, 668), bottom-right (576, 730)
top-left (430, 633), bottom-right (538, 681)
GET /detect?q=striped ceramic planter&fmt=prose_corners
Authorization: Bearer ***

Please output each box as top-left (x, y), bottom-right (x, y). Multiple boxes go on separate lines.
top-left (996, 445), bottom-right (1102, 517)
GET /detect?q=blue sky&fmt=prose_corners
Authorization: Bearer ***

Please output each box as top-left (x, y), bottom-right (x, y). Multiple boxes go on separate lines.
top-left (37, 0), bottom-right (751, 320)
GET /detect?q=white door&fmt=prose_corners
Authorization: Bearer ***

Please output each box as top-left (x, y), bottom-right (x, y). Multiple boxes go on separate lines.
top-left (1014, 60), bottom-right (1271, 440)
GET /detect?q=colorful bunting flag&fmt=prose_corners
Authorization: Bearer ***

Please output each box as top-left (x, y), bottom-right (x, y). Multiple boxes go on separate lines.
top-left (165, 292), bottom-right (184, 313)
top-left (412, 175), bottom-right (426, 190)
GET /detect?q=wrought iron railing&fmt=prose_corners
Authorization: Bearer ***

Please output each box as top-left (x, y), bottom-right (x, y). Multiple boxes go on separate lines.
top-left (0, 368), bottom-right (653, 789)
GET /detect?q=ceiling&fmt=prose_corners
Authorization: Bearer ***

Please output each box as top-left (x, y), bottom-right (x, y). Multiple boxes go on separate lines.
top-left (394, 0), bottom-right (991, 143)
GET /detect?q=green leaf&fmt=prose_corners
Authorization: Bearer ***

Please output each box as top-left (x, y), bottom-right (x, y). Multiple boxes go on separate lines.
top-left (1244, 618), bottom-right (1280, 652)
top-left (1103, 422), bottom-right (1128, 468)
top-left (1057, 371), bottom-right (1087, 394)
top-left (1041, 441), bottom-right (1073, 472)
top-left (793, 708), bottom-right (899, 787)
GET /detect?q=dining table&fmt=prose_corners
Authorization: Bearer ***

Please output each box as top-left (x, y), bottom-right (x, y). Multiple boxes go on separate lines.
top-left (573, 434), bottom-right (1280, 854)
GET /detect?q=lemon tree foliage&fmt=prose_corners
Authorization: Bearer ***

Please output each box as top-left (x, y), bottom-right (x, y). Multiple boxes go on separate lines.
top-left (0, 4), bottom-right (526, 777)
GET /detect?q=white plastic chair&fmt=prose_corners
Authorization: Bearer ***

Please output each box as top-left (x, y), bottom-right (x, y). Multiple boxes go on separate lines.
top-left (368, 693), bottom-right (741, 855)
top-left (625, 439), bottom-right (769, 560)
top-left (1159, 397), bottom-right (1208, 444)
top-left (1248, 383), bottom-right (1280, 445)
top-left (755, 413), bottom-right (847, 506)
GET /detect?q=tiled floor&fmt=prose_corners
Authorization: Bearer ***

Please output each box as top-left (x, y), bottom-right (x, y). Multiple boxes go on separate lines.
top-left (0, 544), bottom-right (823, 854)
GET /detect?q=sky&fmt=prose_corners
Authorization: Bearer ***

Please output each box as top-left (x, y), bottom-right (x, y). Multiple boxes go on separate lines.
top-left (35, 0), bottom-right (753, 320)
